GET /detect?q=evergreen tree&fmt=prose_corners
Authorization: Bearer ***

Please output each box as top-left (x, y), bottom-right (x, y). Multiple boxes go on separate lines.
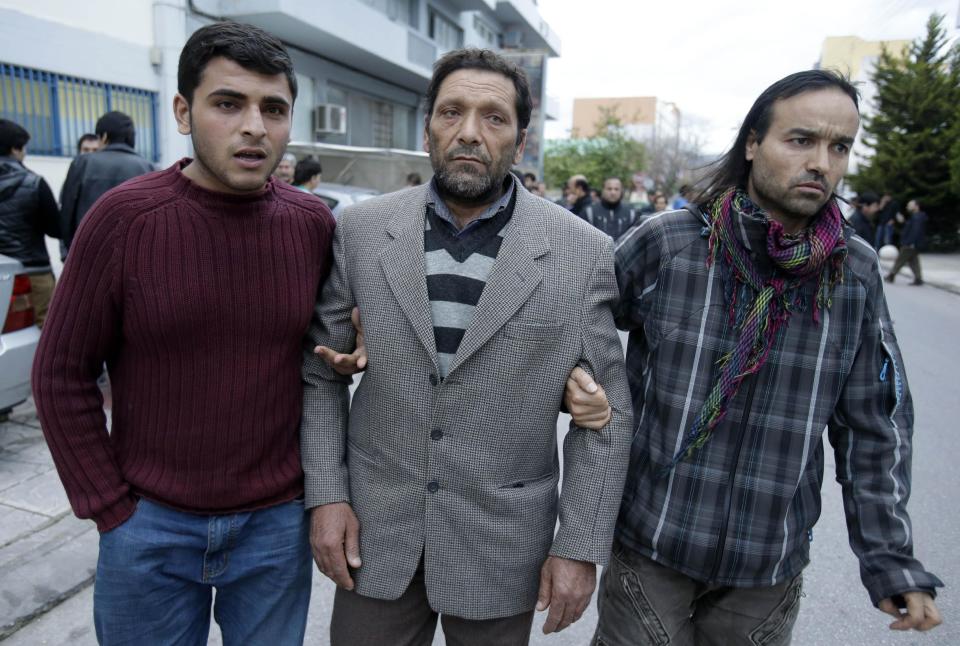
top-left (850, 13), bottom-right (960, 249)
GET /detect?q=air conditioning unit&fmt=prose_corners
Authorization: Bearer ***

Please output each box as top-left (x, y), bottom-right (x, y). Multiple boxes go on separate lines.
top-left (313, 104), bottom-right (347, 136)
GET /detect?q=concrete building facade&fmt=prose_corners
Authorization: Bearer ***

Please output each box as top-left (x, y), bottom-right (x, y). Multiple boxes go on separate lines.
top-left (0, 0), bottom-right (560, 192)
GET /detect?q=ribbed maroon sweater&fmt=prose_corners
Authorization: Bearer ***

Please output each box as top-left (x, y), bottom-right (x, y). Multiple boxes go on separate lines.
top-left (32, 161), bottom-right (335, 531)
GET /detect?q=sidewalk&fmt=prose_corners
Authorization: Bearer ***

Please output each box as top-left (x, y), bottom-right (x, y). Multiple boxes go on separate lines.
top-left (0, 398), bottom-right (98, 640)
top-left (879, 249), bottom-right (960, 295)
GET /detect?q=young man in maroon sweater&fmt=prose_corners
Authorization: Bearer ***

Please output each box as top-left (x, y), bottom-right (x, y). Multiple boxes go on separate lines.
top-left (31, 22), bottom-right (335, 644)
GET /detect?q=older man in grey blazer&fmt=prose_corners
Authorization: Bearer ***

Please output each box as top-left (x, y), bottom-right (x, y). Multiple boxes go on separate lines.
top-left (301, 48), bottom-right (632, 646)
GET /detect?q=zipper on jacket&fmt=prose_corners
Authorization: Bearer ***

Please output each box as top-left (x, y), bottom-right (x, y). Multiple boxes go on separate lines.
top-left (708, 373), bottom-right (760, 582)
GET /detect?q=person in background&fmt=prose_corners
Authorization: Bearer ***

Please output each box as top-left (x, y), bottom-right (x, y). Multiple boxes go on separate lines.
top-left (847, 191), bottom-right (880, 244)
top-left (578, 177), bottom-right (639, 240)
top-left (566, 174), bottom-right (592, 217)
top-left (522, 171), bottom-right (537, 192)
top-left (652, 193), bottom-right (669, 213)
top-left (59, 111), bottom-right (154, 257)
top-left (274, 152), bottom-right (296, 184)
top-left (886, 198), bottom-right (927, 285)
top-left (0, 119), bottom-right (60, 326)
top-left (77, 133), bottom-right (100, 155)
top-left (406, 172), bottom-right (423, 187)
top-left (874, 192), bottom-right (899, 249)
top-left (294, 157), bottom-right (323, 193)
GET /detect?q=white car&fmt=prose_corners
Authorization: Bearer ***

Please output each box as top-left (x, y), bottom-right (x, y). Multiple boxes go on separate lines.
top-left (0, 254), bottom-right (41, 419)
top-left (312, 183), bottom-right (379, 219)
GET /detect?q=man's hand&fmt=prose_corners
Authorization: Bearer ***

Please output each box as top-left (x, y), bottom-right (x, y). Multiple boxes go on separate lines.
top-left (536, 556), bottom-right (596, 634)
top-left (314, 306), bottom-right (368, 375)
top-left (564, 367), bottom-right (611, 430)
top-left (879, 592), bottom-right (942, 632)
top-left (310, 502), bottom-right (362, 590)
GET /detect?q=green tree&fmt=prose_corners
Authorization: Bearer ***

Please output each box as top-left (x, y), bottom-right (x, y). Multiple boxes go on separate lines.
top-left (543, 108), bottom-right (647, 192)
top-left (850, 13), bottom-right (960, 249)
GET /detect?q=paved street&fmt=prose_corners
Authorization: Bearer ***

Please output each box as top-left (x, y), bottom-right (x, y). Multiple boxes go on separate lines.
top-left (2, 266), bottom-right (957, 645)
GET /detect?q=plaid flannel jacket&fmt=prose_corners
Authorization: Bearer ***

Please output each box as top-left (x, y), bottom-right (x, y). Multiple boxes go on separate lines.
top-left (613, 205), bottom-right (943, 605)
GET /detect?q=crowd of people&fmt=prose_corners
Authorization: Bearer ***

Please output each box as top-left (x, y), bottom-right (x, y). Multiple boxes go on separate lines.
top-left (847, 191), bottom-right (929, 284)
top-left (0, 18), bottom-right (945, 646)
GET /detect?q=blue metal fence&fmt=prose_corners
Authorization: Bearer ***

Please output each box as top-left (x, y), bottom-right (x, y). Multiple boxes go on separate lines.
top-left (0, 63), bottom-right (159, 162)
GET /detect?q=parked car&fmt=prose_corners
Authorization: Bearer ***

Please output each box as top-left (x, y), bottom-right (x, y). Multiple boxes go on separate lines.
top-left (0, 254), bottom-right (41, 420)
top-left (312, 182), bottom-right (379, 219)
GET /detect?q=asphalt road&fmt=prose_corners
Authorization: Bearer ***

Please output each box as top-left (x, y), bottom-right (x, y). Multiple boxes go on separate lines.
top-left (8, 283), bottom-right (957, 645)
top-left (537, 282), bottom-right (960, 645)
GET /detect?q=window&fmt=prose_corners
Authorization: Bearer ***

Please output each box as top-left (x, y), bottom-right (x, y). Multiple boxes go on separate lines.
top-left (359, 0), bottom-right (418, 27)
top-left (0, 63), bottom-right (159, 161)
top-left (473, 16), bottom-right (498, 47)
top-left (429, 8), bottom-right (463, 52)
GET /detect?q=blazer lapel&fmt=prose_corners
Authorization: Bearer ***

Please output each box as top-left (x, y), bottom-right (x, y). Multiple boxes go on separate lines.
top-left (379, 187), bottom-right (439, 367)
top-left (447, 190), bottom-right (550, 375)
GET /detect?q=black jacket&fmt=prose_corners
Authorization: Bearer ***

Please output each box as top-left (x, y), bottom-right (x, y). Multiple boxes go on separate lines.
top-left (581, 200), bottom-right (640, 240)
top-left (847, 209), bottom-right (875, 245)
top-left (900, 210), bottom-right (928, 249)
top-left (0, 156), bottom-right (59, 268)
top-left (59, 143), bottom-right (153, 254)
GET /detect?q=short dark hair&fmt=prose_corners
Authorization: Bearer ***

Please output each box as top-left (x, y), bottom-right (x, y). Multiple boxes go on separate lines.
top-left (294, 158), bottom-right (323, 185)
top-left (95, 111), bottom-right (136, 147)
top-left (0, 119), bottom-right (30, 156)
top-left (76, 133), bottom-right (99, 153)
top-left (406, 172), bottom-right (422, 185)
top-left (696, 70), bottom-right (859, 207)
top-left (523, 172), bottom-right (537, 183)
top-left (424, 48), bottom-right (532, 145)
top-left (178, 22), bottom-right (297, 105)
top-left (574, 178), bottom-right (590, 194)
top-left (858, 191), bottom-right (879, 205)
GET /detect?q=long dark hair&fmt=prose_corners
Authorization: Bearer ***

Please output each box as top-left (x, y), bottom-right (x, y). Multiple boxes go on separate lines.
top-left (695, 70), bottom-right (860, 208)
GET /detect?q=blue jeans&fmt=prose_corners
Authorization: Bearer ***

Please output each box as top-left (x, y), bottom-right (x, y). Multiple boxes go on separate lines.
top-left (94, 497), bottom-right (312, 645)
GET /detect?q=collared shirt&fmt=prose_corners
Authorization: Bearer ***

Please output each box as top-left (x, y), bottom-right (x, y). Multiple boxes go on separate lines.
top-left (427, 174), bottom-right (516, 238)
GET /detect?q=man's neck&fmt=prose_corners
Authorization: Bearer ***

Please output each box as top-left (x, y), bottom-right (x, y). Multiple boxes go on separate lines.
top-left (435, 178), bottom-right (509, 230)
top-left (444, 195), bottom-right (501, 230)
top-left (600, 198), bottom-right (621, 210)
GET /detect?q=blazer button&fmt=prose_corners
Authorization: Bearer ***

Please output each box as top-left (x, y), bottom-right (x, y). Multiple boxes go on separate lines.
top-left (429, 374), bottom-right (438, 386)
top-left (430, 428), bottom-right (444, 441)
top-left (427, 481), bottom-right (439, 493)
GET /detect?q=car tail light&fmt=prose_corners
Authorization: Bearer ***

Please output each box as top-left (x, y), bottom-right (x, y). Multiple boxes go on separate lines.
top-left (3, 274), bottom-right (35, 333)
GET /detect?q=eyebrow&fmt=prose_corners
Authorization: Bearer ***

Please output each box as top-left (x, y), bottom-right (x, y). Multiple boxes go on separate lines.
top-left (786, 127), bottom-right (854, 146)
top-left (208, 88), bottom-right (291, 108)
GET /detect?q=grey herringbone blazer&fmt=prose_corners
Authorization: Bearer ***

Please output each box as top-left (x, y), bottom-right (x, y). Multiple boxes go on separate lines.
top-left (300, 183), bottom-right (632, 620)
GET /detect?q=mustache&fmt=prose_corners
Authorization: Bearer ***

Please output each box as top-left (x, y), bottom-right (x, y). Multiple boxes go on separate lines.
top-left (445, 146), bottom-right (491, 164)
top-left (793, 175), bottom-right (827, 191)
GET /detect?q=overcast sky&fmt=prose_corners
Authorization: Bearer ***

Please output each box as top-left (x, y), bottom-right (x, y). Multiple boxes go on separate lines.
top-left (539, 0), bottom-right (960, 154)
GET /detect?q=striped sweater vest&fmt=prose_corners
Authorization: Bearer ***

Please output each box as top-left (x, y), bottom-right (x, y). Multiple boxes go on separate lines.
top-left (424, 196), bottom-right (515, 377)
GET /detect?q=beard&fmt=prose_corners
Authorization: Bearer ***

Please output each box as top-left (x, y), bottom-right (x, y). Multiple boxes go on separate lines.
top-left (749, 167), bottom-right (832, 225)
top-left (429, 134), bottom-right (516, 205)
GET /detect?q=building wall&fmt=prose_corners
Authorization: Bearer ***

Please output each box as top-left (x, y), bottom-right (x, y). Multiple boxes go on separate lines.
top-left (2, 0), bottom-right (558, 178)
top-left (572, 97), bottom-right (657, 138)
top-left (818, 35), bottom-right (911, 80)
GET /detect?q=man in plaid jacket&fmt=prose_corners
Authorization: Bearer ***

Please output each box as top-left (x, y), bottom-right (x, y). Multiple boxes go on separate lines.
top-left (584, 70), bottom-right (943, 645)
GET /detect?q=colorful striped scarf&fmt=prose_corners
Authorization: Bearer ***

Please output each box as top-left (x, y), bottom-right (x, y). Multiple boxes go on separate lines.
top-left (666, 188), bottom-right (847, 471)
